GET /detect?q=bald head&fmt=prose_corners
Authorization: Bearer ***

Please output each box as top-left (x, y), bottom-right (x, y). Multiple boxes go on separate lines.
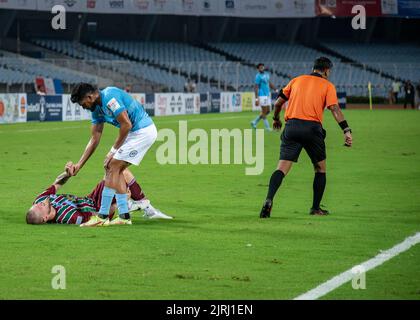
top-left (26, 208), bottom-right (44, 225)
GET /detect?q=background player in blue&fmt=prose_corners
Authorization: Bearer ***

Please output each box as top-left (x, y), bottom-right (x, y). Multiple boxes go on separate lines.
top-left (67, 83), bottom-right (158, 226)
top-left (251, 63), bottom-right (278, 131)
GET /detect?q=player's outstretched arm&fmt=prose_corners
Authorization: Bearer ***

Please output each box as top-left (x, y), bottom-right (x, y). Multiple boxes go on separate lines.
top-left (329, 104), bottom-right (353, 147)
top-left (53, 171), bottom-right (71, 191)
top-left (71, 123), bottom-right (104, 176)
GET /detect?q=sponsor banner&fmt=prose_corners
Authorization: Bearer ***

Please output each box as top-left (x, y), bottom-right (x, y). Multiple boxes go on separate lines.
top-left (154, 93), bottom-right (185, 116)
top-left (184, 93), bottom-right (200, 114)
top-left (0, 0), bottom-right (36, 10)
top-left (381, 0), bottom-right (399, 14)
top-left (148, 0), bottom-right (178, 14)
top-left (241, 92), bottom-right (255, 112)
top-left (199, 93), bottom-right (209, 114)
top-left (0, 94), bottom-right (27, 124)
top-left (2, 0), bottom-right (318, 17)
top-left (36, 0), bottom-right (90, 12)
top-left (221, 92), bottom-right (242, 113)
top-left (220, 92), bottom-right (230, 113)
top-left (62, 94), bottom-right (91, 121)
top-left (338, 91), bottom-right (347, 109)
top-left (209, 93), bottom-right (221, 113)
top-left (231, 92), bottom-right (242, 112)
top-left (102, 0), bottom-right (131, 13)
top-left (35, 0), bottom-right (115, 13)
top-left (144, 93), bottom-right (155, 116)
top-left (316, 0), bottom-right (383, 17)
top-left (198, 0), bottom-right (221, 16)
top-left (18, 94), bottom-right (28, 123)
top-left (131, 92), bottom-right (155, 116)
top-left (154, 93), bottom-right (168, 116)
top-left (396, 0), bottom-right (420, 17)
top-left (27, 94), bottom-right (63, 122)
top-left (238, 0), bottom-right (315, 18)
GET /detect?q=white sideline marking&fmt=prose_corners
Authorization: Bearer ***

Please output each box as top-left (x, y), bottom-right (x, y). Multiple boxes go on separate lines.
top-left (0, 114), bottom-right (252, 133)
top-left (294, 232), bottom-right (420, 300)
top-left (0, 125), bottom-right (84, 134)
top-left (159, 114), bottom-right (251, 125)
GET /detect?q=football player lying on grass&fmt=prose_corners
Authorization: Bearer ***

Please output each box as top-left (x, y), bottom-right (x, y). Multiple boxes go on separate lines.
top-left (26, 165), bottom-right (172, 226)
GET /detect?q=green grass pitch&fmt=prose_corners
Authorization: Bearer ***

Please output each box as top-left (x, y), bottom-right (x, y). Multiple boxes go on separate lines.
top-left (0, 110), bottom-right (419, 300)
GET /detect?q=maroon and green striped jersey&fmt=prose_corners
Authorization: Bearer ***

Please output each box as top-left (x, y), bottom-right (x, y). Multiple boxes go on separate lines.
top-left (33, 186), bottom-right (96, 225)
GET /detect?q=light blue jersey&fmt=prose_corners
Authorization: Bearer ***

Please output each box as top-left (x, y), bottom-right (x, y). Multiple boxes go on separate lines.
top-left (255, 72), bottom-right (270, 97)
top-left (91, 87), bottom-right (153, 132)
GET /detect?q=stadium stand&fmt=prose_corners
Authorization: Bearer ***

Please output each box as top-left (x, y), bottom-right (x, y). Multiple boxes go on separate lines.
top-left (33, 39), bottom-right (194, 92)
top-left (208, 42), bottom-right (396, 96)
top-left (321, 42), bottom-right (420, 82)
top-left (1, 37), bottom-right (419, 97)
top-left (94, 40), bottom-right (291, 91)
top-left (0, 49), bottom-right (108, 92)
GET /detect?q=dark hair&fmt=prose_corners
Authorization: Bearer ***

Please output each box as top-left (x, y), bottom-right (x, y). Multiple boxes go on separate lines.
top-left (257, 63), bottom-right (264, 69)
top-left (313, 57), bottom-right (333, 72)
top-left (70, 83), bottom-right (97, 104)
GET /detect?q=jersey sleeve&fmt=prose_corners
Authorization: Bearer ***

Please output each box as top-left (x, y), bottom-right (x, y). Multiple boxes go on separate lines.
top-left (33, 185), bottom-right (56, 204)
top-left (325, 83), bottom-right (339, 109)
top-left (106, 97), bottom-right (127, 118)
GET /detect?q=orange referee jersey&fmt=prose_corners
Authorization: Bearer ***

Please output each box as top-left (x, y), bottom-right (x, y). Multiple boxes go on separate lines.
top-left (281, 73), bottom-right (338, 123)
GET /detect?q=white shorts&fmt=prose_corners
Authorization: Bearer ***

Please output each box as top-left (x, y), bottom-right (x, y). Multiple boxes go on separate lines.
top-left (113, 124), bottom-right (157, 166)
top-left (258, 96), bottom-right (272, 107)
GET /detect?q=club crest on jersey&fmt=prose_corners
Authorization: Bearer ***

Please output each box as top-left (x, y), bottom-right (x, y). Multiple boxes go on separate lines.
top-left (107, 98), bottom-right (122, 113)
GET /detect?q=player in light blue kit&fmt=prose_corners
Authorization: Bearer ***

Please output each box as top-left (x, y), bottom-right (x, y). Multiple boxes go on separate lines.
top-left (67, 84), bottom-right (158, 226)
top-left (251, 63), bottom-right (278, 131)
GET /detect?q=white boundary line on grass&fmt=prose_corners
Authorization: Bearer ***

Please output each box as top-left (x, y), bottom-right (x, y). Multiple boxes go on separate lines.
top-left (0, 114), bottom-right (252, 134)
top-left (294, 232), bottom-right (420, 300)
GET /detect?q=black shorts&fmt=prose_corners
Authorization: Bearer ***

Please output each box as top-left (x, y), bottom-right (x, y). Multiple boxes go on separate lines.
top-left (280, 118), bottom-right (326, 164)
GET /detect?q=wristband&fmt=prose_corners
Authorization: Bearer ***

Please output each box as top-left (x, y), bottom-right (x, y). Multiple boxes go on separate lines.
top-left (343, 128), bottom-right (352, 134)
top-left (339, 120), bottom-right (349, 131)
top-left (110, 147), bottom-right (118, 154)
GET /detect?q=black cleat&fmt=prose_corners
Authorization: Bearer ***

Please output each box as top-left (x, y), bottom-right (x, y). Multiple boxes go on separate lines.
top-left (260, 199), bottom-right (272, 218)
top-left (309, 208), bottom-right (329, 216)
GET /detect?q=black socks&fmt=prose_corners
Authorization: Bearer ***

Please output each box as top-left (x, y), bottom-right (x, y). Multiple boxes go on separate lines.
top-left (119, 213), bottom-right (131, 220)
top-left (266, 170), bottom-right (285, 201)
top-left (312, 172), bottom-right (326, 210)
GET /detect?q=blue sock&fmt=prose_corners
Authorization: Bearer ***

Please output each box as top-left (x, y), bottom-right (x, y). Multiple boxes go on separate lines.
top-left (98, 186), bottom-right (116, 218)
top-left (116, 193), bottom-right (130, 220)
top-left (253, 115), bottom-right (261, 124)
top-left (263, 118), bottom-right (270, 129)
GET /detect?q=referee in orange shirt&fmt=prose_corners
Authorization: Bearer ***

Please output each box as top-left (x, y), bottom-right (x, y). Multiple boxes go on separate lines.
top-left (260, 57), bottom-right (353, 218)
